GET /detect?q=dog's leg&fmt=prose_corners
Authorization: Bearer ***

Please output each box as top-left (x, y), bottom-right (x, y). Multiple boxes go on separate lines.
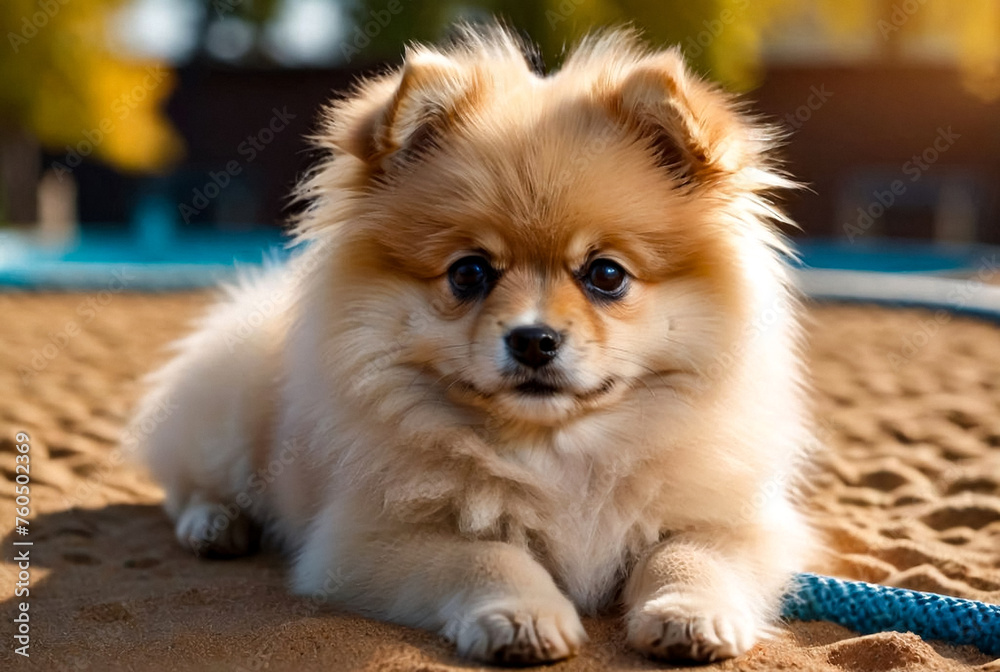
top-left (624, 503), bottom-right (809, 662)
top-left (133, 273), bottom-right (286, 559)
top-left (171, 493), bottom-right (259, 558)
top-left (293, 529), bottom-right (587, 665)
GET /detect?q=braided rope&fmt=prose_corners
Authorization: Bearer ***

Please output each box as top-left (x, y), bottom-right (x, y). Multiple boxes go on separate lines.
top-left (785, 266), bottom-right (1000, 656)
top-left (784, 572), bottom-right (1000, 655)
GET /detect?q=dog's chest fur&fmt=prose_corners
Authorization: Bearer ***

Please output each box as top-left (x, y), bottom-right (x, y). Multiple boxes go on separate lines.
top-left (465, 431), bottom-right (663, 614)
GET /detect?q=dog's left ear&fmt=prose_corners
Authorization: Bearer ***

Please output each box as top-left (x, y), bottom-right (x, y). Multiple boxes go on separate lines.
top-left (325, 49), bottom-right (478, 171)
top-left (604, 50), bottom-right (759, 185)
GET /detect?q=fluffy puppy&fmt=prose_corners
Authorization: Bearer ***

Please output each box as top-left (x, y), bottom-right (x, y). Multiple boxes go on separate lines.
top-left (132, 26), bottom-right (816, 665)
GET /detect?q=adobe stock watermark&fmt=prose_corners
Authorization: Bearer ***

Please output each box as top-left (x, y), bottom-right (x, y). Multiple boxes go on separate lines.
top-left (679, 0), bottom-right (750, 60)
top-left (211, 0), bottom-right (245, 20)
top-left (177, 106), bottom-right (296, 223)
top-left (737, 417), bottom-right (834, 525)
top-left (17, 268), bottom-right (136, 384)
top-left (545, 0), bottom-right (589, 29)
top-left (349, 309), bottom-right (435, 391)
top-left (231, 565), bottom-right (347, 672)
top-left (341, 0), bottom-right (404, 62)
top-left (886, 254), bottom-right (999, 370)
top-left (220, 285), bottom-right (291, 354)
top-left (306, 567), bottom-right (348, 607)
top-left (780, 84), bottom-right (833, 132)
top-left (553, 123), bottom-right (618, 186)
top-left (189, 438), bottom-right (305, 556)
top-left (217, 239), bottom-right (335, 355)
top-left (60, 394), bottom-right (179, 510)
top-left (7, 0), bottom-right (71, 53)
top-left (50, 66), bottom-right (170, 181)
top-left (692, 291), bottom-right (796, 393)
top-left (878, 0), bottom-right (928, 40)
top-left (843, 126), bottom-right (960, 243)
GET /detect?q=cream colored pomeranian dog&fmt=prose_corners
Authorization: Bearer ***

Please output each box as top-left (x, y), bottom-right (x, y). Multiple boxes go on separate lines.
top-left (132, 26), bottom-right (816, 665)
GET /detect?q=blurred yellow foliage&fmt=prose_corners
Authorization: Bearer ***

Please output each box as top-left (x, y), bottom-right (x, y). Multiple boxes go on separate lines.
top-left (356, 0), bottom-right (1000, 96)
top-left (910, 0), bottom-right (1000, 99)
top-left (0, 0), bottom-right (182, 173)
top-left (797, 0), bottom-right (1000, 99)
top-left (2, 0), bottom-right (998, 174)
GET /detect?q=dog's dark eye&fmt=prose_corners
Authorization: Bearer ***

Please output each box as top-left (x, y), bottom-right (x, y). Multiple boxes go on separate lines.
top-left (448, 255), bottom-right (495, 300)
top-left (583, 259), bottom-right (628, 299)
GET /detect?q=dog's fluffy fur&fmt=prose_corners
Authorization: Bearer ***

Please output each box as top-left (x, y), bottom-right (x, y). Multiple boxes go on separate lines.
top-left (133, 26), bottom-right (816, 665)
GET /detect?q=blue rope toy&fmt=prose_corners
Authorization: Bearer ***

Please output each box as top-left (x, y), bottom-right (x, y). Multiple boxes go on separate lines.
top-left (783, 572), bottom-right (1000, 655)
top-left (782, 270), bottom-right (1000, 658)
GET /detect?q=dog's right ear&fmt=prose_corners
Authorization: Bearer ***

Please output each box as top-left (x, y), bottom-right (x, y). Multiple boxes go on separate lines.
top-left (326, 49), bottom-right (479, 170)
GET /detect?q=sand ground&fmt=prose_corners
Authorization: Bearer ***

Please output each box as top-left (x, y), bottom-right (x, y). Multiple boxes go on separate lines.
top-left (1, 292), bottom-right (999, 671)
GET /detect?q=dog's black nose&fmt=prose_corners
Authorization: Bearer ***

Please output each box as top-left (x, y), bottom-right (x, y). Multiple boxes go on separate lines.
top-left (506, 325), bottom-right (561, 369)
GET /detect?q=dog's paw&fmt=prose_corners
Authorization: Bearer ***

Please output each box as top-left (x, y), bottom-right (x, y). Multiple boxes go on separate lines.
top-left (175, 500), bottom-right (257, 558)
top-left (443, 595), bottom-right (587, 665)
top-left (627, 592), bottom-right (759, 663)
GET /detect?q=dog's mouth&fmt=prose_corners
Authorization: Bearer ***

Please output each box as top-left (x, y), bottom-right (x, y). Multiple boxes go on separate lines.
top-left (514, 377), bottom-right (617, 401)
top-left (457, 376), bottom-right (617, 402)
top-left (513, 380), bottom-right (562, 396)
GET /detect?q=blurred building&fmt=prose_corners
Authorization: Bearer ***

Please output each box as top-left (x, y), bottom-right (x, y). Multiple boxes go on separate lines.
top-left (54, 65), bottom-right (360, 232)
top-left (50, 58), bottom-right (999, 245)
top-left (755, 64), bottom-right (1000, 244)
top-left (16, 0), bottom-right (1000, 244)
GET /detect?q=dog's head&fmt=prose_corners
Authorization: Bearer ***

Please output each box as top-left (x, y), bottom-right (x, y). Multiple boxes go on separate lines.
top-left (302, 28), bottom-right (793, 428)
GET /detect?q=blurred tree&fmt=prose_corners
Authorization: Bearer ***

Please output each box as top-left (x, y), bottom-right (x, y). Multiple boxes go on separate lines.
top-left (345, 0), bottom-right (1000, 95)
top-left (195, 0), bottom-right (281, 63)
top-left (0, 0), bottom-right (183, 221)
top-left (881, 0), bottom-right (1000, 99)
top-left (341, 0), bottom-right (802, 87)
top-left (208, 0), bottom-right (283, 27)
top-left (187, 0), bottom-right (1000, 96)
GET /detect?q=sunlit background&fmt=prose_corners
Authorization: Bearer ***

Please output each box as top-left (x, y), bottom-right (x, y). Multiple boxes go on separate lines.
top-left (1, 0), bottom-right (999, 285)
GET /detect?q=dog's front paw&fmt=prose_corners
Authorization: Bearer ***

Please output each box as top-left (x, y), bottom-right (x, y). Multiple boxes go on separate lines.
top-left (627, 592), bottom-right (759, 663)
top-left (443, 595), bottom-right (587, 665)
top-left (175, 500), bottom-right (257, 558)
